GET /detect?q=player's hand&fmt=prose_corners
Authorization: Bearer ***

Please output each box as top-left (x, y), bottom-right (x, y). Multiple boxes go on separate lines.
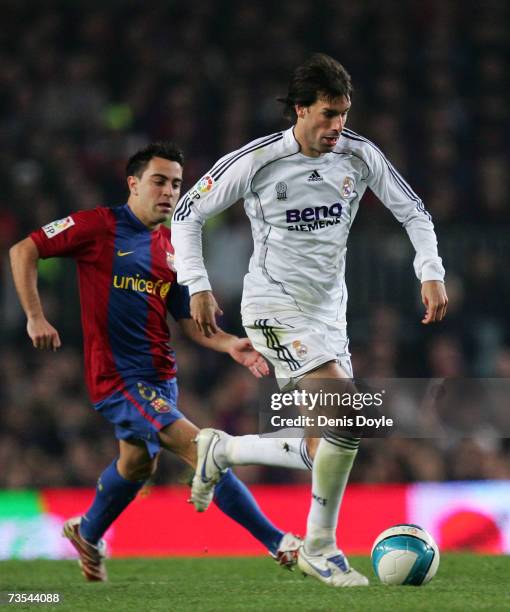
top-left (27, 315), bottom-right (62, 351)
top-left (421, 280), bottom-right (448, 324)
top-left (228, 337), bottom-right (270, 378)
top-left (190, 291), bottom-right (223, 337)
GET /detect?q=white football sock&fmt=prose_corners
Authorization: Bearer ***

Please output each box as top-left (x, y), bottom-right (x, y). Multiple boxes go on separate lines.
top-left (213, 429), bottom-right (312, 471)
top-left (305, 436), bottom-right (359, 555)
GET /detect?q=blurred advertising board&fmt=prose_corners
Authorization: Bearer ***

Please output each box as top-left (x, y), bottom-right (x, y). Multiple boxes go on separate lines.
top-left (0, 482), bottom-right (508, 559)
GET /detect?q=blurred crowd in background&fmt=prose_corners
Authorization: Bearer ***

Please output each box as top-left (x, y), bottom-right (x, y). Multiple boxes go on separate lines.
top-left (1, 0), bottom-right (510, 488)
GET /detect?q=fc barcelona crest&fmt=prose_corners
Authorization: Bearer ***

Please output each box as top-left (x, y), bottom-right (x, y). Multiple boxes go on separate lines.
top-left (151, 397), bottom-right (171, 413)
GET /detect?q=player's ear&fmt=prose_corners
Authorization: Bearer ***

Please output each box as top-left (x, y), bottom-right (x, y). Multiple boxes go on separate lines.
top-left (127, 175), bottom-right (139, 196)
top-left (295, 104), bottom-right (307, 120)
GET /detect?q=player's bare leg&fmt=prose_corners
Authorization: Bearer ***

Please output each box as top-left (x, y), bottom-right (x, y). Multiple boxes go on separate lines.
top-left (158, 417), bottom-right (199, 467)
top-left (158, 418), bottom-right (223, 509)
top-left (118, 438), bottom-right (160, 479)
top-left (306, 437), bottom-right (319, 460)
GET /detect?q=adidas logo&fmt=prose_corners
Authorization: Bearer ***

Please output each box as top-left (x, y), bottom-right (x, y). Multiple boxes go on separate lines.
top-left (307, 170), bottom-right (323, 182)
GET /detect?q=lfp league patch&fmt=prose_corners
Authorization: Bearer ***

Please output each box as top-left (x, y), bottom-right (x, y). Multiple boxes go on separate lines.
top-left (42, 216), bottom-right (75, 238)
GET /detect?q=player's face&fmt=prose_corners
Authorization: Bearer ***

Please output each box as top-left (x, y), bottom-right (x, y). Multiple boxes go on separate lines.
top-left (128, 157), bottom-right (183, 229)
top-left (295, 95), bottom-right (351, 157)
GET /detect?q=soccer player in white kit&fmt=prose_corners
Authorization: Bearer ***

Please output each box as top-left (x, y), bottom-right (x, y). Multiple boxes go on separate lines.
top-left (172, 54), bottom-right (448, 587)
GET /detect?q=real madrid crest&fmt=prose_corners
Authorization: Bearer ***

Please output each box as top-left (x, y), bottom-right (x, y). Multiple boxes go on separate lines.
top-left (341, 176), bottom-right (354, 198)
top-left (292, 340), bottom-right (308, 359)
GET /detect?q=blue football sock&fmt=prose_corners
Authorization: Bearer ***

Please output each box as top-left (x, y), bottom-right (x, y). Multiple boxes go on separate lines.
top-left (79, 460), bottom-right (145, 545)
top-left (213, 470), bottom-right (284, 555)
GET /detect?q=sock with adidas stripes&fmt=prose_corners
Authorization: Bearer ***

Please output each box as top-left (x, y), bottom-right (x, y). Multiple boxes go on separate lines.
top-left (304, 435), bottom-right (360, 555)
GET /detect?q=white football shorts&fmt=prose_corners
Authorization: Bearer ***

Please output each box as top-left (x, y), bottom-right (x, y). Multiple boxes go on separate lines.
top-left (244, 315), bottom-right (353, 389)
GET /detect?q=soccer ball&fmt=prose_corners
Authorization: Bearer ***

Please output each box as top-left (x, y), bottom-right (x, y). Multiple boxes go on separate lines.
top-left (371, 524), bottom-right (440, 586)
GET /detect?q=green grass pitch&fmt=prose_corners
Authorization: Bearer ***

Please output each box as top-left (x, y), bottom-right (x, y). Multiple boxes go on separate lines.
top-left (1, 555), bottom-right (509, 611)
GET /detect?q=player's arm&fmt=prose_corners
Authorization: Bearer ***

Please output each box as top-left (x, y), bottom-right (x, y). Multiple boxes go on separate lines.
top-left (10, 209), bottom-right (107, 350)
top-left (177, 318), bottom-right (269, 378)
top-left (171, 151), bottom-right (253, 337)
top-left (168, 282), bottom-right (268, 377)
top-left (364, 145), bottom-right (448, 324)
top-left (9, 237), bottom-right (62, 350)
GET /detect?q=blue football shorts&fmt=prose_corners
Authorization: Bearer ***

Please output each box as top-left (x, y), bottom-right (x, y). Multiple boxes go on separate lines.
top-left (94, 378), bottom-right (184, 457)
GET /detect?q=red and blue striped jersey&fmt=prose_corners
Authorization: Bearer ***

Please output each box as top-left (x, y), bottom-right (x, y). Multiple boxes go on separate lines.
top-left (30, 204), bottom-right (190, 403)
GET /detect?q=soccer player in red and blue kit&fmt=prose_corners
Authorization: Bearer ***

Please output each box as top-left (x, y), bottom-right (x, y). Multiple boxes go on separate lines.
top-left (9, 142), bottom-right (301, 582)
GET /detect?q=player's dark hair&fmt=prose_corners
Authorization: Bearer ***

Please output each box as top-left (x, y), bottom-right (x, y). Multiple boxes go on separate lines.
top-left (278, 53), bottom-right (353, 121)
top-left (126, 142), bottom-right (184, 178)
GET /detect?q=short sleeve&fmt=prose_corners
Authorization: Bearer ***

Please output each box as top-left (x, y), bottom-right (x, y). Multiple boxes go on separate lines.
top-left (30, 208), bottom-right (112, 262)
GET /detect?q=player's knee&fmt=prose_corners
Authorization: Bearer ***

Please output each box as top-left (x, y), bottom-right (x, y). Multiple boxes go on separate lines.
top-left (139, 456), bottom-right (159, 480)
top-left (148, 455), bottom-right (160, 477)
top-left (131, 461), bottom-right (157, 481)
top-left (305, 437), bottom-right (319, 460)
top-left (119, 456), bottom-right (159, 481)
top-left (165, 439), bottom-right (197, 469)
top-left (158, 424), bottom-right (198, 468)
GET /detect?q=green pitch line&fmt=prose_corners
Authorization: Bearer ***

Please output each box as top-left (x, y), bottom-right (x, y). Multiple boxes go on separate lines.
top-left (0, 555), bottom-right (508, 611)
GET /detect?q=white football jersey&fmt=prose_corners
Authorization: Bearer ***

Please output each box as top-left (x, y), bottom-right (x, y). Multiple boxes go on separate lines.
top-left (171, 127), bottom-right (445, 328)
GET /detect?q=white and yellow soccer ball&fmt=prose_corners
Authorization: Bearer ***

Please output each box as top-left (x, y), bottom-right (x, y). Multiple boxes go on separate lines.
top-left (371, 524), bottom-right (440, 586)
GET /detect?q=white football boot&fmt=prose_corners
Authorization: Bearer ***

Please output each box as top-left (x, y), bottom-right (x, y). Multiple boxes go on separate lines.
top-left (298, 547), bottom-right (369, 587)
top-left (190, 428), bottom-right (228, 512)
